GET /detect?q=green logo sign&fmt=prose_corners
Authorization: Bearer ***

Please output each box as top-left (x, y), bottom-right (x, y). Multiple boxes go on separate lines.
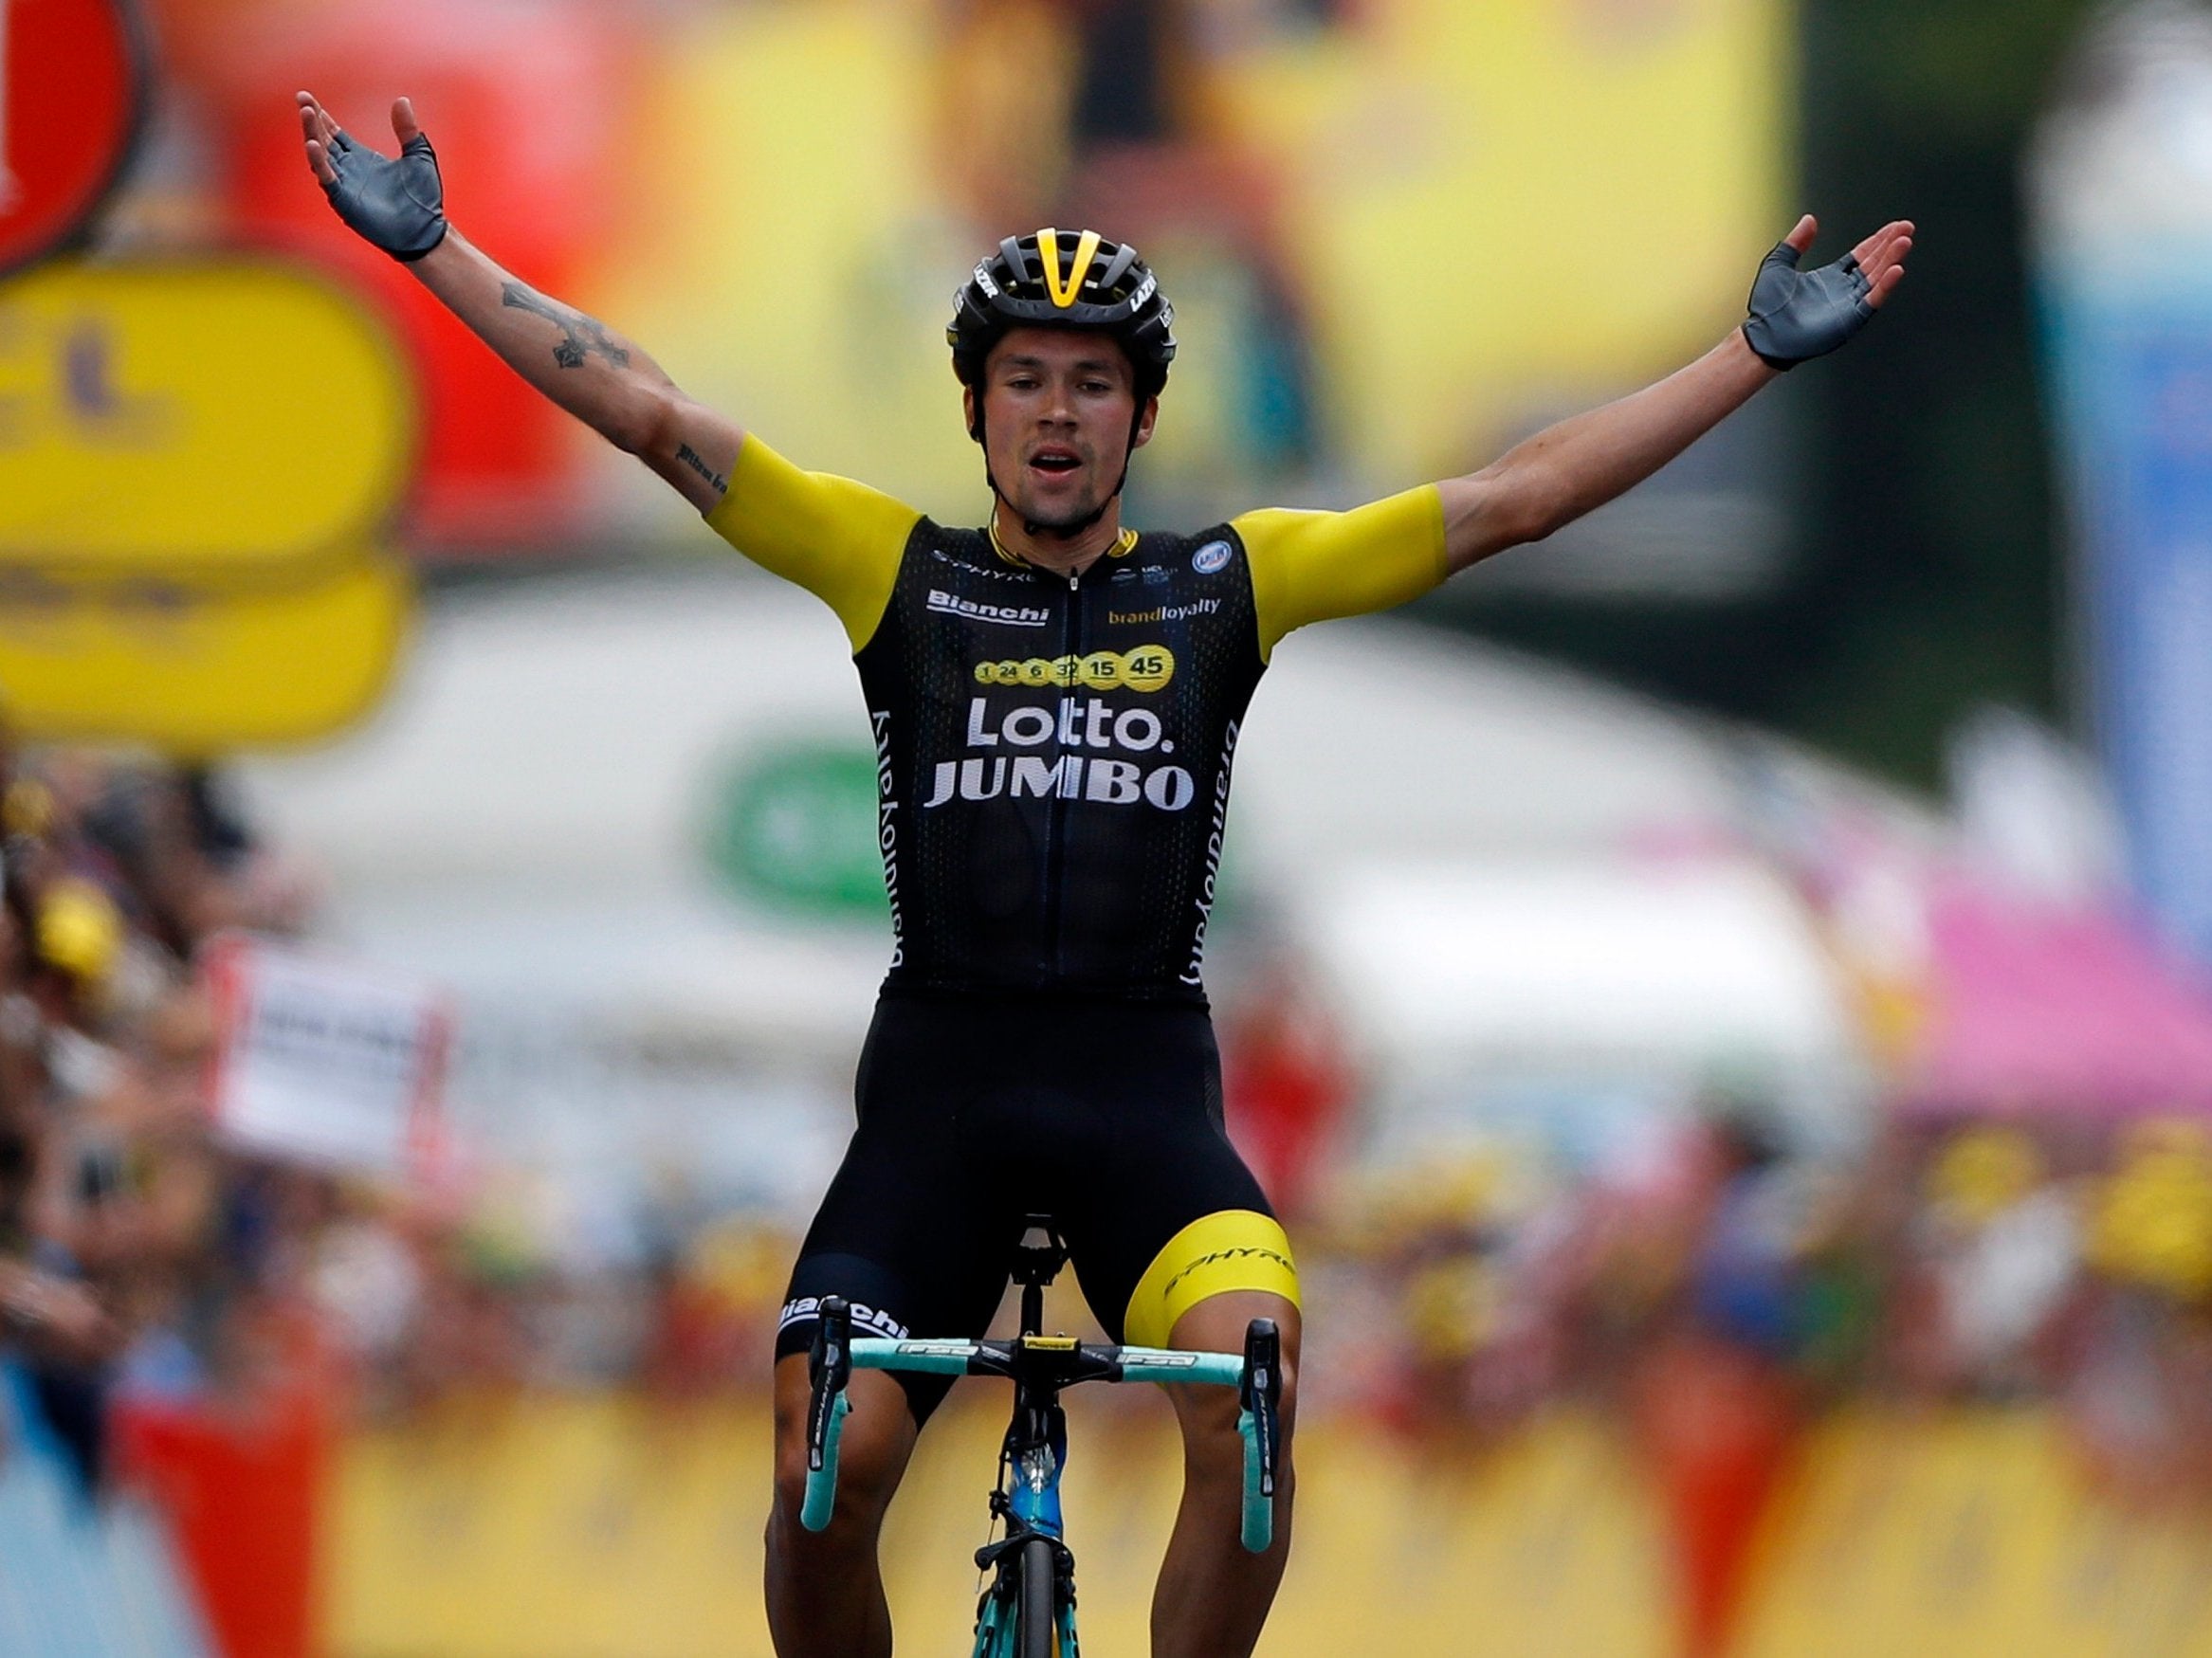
top-left (702, 740), bottom-right (887, 920)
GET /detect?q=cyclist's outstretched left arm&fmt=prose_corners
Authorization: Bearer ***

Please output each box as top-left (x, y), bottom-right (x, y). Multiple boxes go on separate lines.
top-left (298, 91), bottom-right (739, 515)
top-left (1240, 215), bottom-right (1911, 653)
top-left (1438, 213), bottom-right (1912, 574)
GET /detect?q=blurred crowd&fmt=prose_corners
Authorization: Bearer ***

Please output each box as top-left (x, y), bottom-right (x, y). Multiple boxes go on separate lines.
top-left (0, 740), bottom-right (338, 1492)
top-left (1323, 1107), bottom-right (2212, 1510)
top-left (4, 732), bottom-right (2211, 1521)
top-left (8, 743), bottom-right (2212, 1535)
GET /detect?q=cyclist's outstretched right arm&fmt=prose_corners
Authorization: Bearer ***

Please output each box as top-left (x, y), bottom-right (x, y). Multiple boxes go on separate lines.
top-left (297, 91), bottom-right (738, 515)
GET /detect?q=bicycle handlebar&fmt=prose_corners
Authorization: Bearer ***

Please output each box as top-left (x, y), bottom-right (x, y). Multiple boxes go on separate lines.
top-left (798, 1301), bottom-right (1281, 1552)
top-left (846, 1338), bottom-right (1245, 1385)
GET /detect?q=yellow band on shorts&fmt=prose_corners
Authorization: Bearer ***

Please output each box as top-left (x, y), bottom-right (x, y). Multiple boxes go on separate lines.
top-left (1123, 1210), bottom-right (1301, 1351)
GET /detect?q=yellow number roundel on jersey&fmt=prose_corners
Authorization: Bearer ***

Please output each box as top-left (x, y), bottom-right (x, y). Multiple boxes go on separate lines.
top-left (970, 647), bottom-right (1176, 694)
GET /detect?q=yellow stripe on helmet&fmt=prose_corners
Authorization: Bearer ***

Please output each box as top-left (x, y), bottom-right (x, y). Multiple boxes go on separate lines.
top-left (1037, 228), bottom-right (1104, 310)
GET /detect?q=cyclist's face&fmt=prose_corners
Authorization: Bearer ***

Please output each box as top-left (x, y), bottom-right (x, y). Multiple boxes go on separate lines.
top-left (969, 328), bottom-right (1157, 529)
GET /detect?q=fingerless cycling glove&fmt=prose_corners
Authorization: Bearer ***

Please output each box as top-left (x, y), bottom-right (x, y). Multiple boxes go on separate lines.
top-left (320, 127), bottom-right (448, 263)
top-left (1742, 240), bottom-right (1874, 370)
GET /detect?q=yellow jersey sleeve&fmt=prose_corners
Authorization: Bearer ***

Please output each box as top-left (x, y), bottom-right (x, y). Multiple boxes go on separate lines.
top-left (1234, 485), bottom-right (1448, 661)
top-left (703, 435), bottom-right (922, 652)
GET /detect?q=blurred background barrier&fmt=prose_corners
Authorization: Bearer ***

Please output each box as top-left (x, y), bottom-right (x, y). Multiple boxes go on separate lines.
top-left (321, 1379), bottom-right (1676, 1658)
top-left (114, 1389), bottom-right (328, 1658)
top-left (0, 1362), bottom-right (213, 1658)
top-left (1740, 1409), bottom-right (2212, 1658)
top-left (317, 1392), bottom-right (2212, 1658)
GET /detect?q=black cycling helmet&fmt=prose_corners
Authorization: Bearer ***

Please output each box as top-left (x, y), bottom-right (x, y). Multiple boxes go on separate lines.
top-left (948, 228), bottom-right (1177, 406)
top-left (949, 228), bottom-right (1176, 541)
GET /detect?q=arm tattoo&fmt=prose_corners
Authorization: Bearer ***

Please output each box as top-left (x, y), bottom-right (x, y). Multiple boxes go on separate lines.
top-left (675, 443), bottom-right (729, 496)
top-left (501, 282), bottom-right (631, 370)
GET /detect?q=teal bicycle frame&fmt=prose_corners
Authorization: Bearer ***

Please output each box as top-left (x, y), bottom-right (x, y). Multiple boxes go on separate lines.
top-left (801, 1222), bottom-right (1283, 1658)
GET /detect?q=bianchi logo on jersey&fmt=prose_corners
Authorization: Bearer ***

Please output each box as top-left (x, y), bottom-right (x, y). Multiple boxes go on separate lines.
top-left (1109, 599), bottom-right (1221, 627)
top-left (973, 646), bottom-right (1175, 693)
top-left (1191, 539), bottom-right (1233, 575)
top-left (927, 588), bottom-right (1050, 628)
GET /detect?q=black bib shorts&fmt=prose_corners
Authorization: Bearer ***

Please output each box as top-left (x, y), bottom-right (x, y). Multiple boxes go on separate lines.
top-left (775, 990), bottom-right (1290, 1423)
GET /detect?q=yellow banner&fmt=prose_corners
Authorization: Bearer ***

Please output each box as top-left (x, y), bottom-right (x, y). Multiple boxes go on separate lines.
top-left (1743, 1410), bottom-right (2212, 1657)
top-left (327, 1406), bottom-right (1663, 1658)
top-left (595, 0), bottom-right (1786, 514)
top-left (324, 1394), bottom-right (2212, 1658)
top-left (1220, 0), bottom-right (1793, 484)
top-left (0, 555), bottom-right (412, 753)
top-left (327, 1396), bottom-right (1668, 1658)
top-left (0, 261), bottom-right (413, 572)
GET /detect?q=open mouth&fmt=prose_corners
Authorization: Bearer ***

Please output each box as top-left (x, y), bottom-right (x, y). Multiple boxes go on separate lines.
top-left (1028, 448), bottom-right (1082, 477)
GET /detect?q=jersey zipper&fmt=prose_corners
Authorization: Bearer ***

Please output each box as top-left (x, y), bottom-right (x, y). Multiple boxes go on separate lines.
top-left (1041, 565), bottom-right (1081, 981)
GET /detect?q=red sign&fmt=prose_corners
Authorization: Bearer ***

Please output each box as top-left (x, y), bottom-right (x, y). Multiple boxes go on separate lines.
top-left (0, 0), bottom-right (147, 277)
top-left (203, 0), bottom-right (638, 552)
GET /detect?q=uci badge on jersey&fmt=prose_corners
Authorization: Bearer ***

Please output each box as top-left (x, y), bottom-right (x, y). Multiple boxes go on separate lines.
top-left (1192, 540), bottom-right (1232, 575)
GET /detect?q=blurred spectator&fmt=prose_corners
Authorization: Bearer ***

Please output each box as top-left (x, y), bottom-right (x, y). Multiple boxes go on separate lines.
top-left (0, 742), bottom-right (331, 1497)
top-left (2061, 1121), bottom-right (2212, 1501)
top-left (1220, 960), bottom-right (1351, 1222)
top-left (938, 0), bottom-right (1321, 476)
top-left (1911, 1126), bottom-right (2081, 1394)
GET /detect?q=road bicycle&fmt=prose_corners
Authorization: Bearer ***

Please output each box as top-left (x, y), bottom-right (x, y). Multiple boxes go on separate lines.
top-left (802, 1217), bottom-right (1284, 1658)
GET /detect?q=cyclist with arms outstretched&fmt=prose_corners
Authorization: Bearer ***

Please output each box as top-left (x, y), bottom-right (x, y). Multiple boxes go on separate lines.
top-left (297, 90), bottom-right (1910, 1658)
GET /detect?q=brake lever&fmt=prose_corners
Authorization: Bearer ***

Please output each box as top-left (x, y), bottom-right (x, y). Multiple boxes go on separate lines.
top-left (801, 1297), bottom-right (854, 1532)
top-left (1241, 1317), bottom-right (1281, 1493)
top-left (1238, 1317), bottom-right (1282, 1552)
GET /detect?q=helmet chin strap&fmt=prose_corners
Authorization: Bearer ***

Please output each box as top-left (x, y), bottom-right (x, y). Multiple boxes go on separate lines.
top-left (975, 404), bottom-right (1143, 546)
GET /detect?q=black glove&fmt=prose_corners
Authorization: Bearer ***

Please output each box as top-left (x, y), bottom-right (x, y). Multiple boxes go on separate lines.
top-left (320, 124), bottom-right (448, 263)
top-left (1740, 240), bottom-right (1874, 370)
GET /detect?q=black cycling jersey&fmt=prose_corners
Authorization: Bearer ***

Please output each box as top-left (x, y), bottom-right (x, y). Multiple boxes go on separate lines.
top-left (860, 521), bottom-right (1261, 1003)
top-left (704, 436), bottom-right (1445, 1003)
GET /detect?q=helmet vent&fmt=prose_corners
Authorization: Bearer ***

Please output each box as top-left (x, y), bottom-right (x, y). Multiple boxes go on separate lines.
top-left (1037, 228), bottom-right (1105, 309)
